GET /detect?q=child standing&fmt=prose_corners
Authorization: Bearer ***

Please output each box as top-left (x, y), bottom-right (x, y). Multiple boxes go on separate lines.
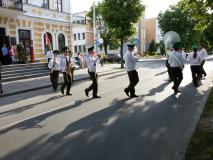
top-left (9, 46), bottom-right (14, 64)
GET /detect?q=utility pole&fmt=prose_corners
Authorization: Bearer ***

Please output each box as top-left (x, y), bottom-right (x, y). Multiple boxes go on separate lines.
top-left (93, 0), bottom-right (96, 52)
top-left (69, 0), bottom-right (73, 52)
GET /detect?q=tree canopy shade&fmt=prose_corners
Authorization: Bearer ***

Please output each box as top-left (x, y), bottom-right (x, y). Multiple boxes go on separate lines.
top-left (178, 0), bottom-right (213, 30)
top-left (157, 5), bottom-right (201, 51)
top-left (87, 2), bottom-right (120, 55)
top-left (100, 0), bottom-right (145, 68)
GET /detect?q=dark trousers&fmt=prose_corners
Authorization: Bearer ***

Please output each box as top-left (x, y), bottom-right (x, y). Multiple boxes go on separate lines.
top-left (200, 60), bottom-right (207, 78)
top-left (50, 70), bottom-right (60, 90)
top-left (48, 58), bottom-right (51, 65)
top-left (166, 60), bottom-right (174, 81)
top-left (71, 67), bottom-right (75, 84)
top-left (18, 52), bottom-right (24, 64)
top-left (190, 66), bottom-right (200, 85)
top-left (171, 67), bottom-right (183, 89)
top-left (86, 72), bottom-right (98, 96)
top-left (61, 72), bottom-right (72, 93)
top-left (2, 55), bottom-right (10, 65)
top-left (125, 70), bottom-right (139, 95)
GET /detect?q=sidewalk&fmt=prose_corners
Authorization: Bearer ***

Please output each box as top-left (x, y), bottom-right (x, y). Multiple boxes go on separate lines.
top-left (0, 64), bottom-right (125, 98)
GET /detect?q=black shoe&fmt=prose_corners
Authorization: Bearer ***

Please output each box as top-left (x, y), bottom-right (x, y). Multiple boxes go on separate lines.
top-left (93, 96), bottom-right (101, 99)
top-left (0, 90), bottom-right (2, 94)
top-left (124, 89), bottom-right (130, 97)
top-left (61, 89), bottom-right (64, 95)
top-left (85, 89), bottom-right (89, 97)
top-left (175, 89), bottom-right (180, 93)
top-left (66, 93), bottom-right (72, 96)
top-left (204, 73), bottom-right (207, 77)
top-left (131, 94), bottom-right (139, 98)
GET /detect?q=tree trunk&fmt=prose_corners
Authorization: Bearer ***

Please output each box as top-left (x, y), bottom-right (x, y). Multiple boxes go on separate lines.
top-left (120, 36), bottom-right (124, 68)
top-left (104, 42), bottom-right (108, 55)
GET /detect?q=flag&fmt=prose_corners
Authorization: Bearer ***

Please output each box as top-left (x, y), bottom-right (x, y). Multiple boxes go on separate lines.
top-left (45, 33), bottom-right (52, 49)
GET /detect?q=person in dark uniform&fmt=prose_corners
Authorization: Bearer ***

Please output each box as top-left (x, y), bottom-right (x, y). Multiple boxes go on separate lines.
top-left (84, 46), bottom-right (101, 98)
top-left (169, 42), bottom-right (184, 94)
top-left (199, 43), bottom-right (208, 79)
top-left (48, 50), bottom-right (60, 92)
top-left (17, 40), bottom-right (25, 64)
top-left (69, 51), bottom-right (75, 84)
top-left (165, 52), bottom-right (174, 82)
top-left (60, 47), bottom-right (72, 95)
top-left (188, 46), bottom-right (202, 86)
top-left (124, 43), bottom-right (141, 98)
top-left (0, 62), bottom-right (3, 93)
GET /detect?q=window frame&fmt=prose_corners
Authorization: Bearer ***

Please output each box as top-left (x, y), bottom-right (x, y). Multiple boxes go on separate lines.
top-left (78, 46), bottom-right (81, 52)
top-left (82, 33), bottom-right (85, 40)
top-left (74, 34), bottom-right (76, 41)
top-left (54, 0), bottom-right (62, 12)
top-left (78, 33), bottom-right (80, 40)
top-left (41, 0), bottom-right (49, 9)
top-left (74, 46), bottom-right (77, 53)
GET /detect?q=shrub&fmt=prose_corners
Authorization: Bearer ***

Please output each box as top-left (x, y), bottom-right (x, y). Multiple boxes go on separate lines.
top-left (157, 53), bottom-right (161, 55)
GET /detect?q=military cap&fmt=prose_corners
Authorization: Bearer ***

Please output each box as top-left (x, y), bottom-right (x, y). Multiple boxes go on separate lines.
top-left (172, 42), bottom-right (181, 49)
top-left (192, 45), bottom-right (199, 51)
top-left (87, 46), bottom-right (94, 51)
top-left (200, 43), bottom-right (206, 47)
top-left (180, 46), bottom-right (184, 50)
top-left (62, 46), bottom-right (69, 51)
top-left (53, 50), bottom-right (59, 54)
top-left (127, 43), bottom-right (136, 47)
top-left (68, 51), bottom-right (72, 54)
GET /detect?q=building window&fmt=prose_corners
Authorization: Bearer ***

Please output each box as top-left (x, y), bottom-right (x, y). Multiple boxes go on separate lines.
top-left (22, 0), bottom-right (28, 3)
top-left (83, 45), bottom-right (86, 52)
top-left (54, 0), bottom-right (62, 12)
top-left (43, 32), bottom-right (53, 52)
top-left (82, 33), bottom-right (85, 40)
top-left (74, 46), bottom-right (77, 53)
top-left (41, 0), bottom-right (49, 9)
top-left (74, 34), bottom-right (76, 41)
top-left (18, 30), bottom-right (31, 54)
top-left (78, 46), bottom-right (81, 52)
top-left (78, 33), bottom-right (80, 40)
top-left (58, 34), bottom-right (65, 53)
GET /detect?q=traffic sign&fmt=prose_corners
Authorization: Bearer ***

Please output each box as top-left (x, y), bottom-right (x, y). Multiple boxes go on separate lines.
top-left (134, 38), bottom-right (139, 44)
top-left (96, 41), bottom-right (100, 46)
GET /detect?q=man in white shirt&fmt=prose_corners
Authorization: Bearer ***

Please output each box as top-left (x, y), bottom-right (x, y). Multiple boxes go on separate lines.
top-left (124, 43), bottom-right (141, 98)
top-left (170, 42), bottom-right (184, 94)
top-left (47, 47), bottom-right (53, 64)
top-left (84, 46), bottom-right (101, 98)
top-left (69, 51), bottom-right (76, 84)
top-left (165, 49), bottom-right (174, 82)
top-left (48, 50), bottom-right (60, 92)
top-left (180, 47), bottom-right (186, 59)
top-left (200, 43), bottom-right (208, 78)
top-left (60, 47), bottom-right (72, 95)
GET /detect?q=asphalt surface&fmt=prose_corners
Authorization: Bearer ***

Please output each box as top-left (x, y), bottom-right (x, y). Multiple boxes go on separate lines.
top-left (0, 59), bottom-right (213, 160)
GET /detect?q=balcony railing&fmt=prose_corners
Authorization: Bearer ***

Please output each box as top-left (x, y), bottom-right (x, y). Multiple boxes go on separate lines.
top-left (0, 0), bottom-right (23, 10)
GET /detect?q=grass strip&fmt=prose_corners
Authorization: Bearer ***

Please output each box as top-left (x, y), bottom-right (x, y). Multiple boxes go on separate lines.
top-left (184, 88), bottom-right (213, 160)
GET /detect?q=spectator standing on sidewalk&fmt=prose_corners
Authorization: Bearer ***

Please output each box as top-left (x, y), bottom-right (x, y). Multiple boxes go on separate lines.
top-left (0, 61), bottom-right (3, 93)
top-left (113, 51), bottom-right (117, 63)
top-left (9, 46), bottom-right (14, 64)
top-left (100, 54), bottom-right (104, 67)
top-left (17, 41), bottom-right (25, 64)
top-left (2, 44), bottom-right (9, 65)
top-left (78, 52), bottom-right (85, 69)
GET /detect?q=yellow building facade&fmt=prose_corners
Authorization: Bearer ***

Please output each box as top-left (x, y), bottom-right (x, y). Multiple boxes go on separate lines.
top-left (0, 0), bottom-right (85, 63)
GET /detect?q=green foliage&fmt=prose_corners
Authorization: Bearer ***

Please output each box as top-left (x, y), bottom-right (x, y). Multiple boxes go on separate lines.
top-left (203, 22), bottom-right (213, 46)
top-left (148, 52), bottom-right (156, 56)
top-left (100, 0), bottom-right (146, 68)
top-left (157, 4), bottom-right (201, 51)
top-left (87, 2), bottom-right (120, 54)
top-left (148, 39), bottom-right (159, 53)
top-left (157, 53), bottom-right (161, 55)
top-left (160, 40), bottom-right (165, 55)
top-left (178, 0), bottom-right (213, 30)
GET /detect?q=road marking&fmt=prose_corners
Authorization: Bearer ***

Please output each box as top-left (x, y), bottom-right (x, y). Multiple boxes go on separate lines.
top-left (0, 75), bottom-right (155, 131)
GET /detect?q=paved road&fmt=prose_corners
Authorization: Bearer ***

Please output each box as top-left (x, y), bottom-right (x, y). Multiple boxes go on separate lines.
top-left (0, 59), bottom-right (213, 160)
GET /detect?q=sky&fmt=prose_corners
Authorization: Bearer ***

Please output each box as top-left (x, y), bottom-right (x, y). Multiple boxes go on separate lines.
top-left (72, 0), bottom-right (180, 19)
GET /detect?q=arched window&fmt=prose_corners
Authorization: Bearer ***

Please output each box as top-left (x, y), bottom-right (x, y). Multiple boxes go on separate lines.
top-left (44, 32), bottom-right (53, 52)
top-left (58, 34), bottom-right (65, 53)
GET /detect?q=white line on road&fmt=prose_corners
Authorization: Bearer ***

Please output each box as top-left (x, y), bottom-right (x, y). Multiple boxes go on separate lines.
top-left (0, 75), bottom-right (155, 131)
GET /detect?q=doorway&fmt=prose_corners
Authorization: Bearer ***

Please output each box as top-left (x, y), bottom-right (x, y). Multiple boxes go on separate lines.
top-left (18, 30), bottom-right (31, 62)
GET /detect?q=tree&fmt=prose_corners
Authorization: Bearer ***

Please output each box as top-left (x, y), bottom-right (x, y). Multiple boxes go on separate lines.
top-left (100, 0), bottom-right (145, 68)
top-left (178, 0), bottom-right (213, 30)
top-left (159, 40), bottom-right (165, 55)
top-left (157, 4), bottom-right (201, 51)
top-left (87, 2), bottom-right (120, 55)
top-left (148, 39), bottom-right (159, 54)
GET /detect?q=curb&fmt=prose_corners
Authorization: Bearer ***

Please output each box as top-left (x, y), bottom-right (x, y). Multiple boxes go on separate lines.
top-left (0, 69), bottom-right (126, 98)
top-left (172, 84), bottom-right (213, 160)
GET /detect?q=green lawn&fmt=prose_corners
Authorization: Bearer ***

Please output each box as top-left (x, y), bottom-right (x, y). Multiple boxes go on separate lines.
top-left (184, 88), bottom-right (213, 160)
